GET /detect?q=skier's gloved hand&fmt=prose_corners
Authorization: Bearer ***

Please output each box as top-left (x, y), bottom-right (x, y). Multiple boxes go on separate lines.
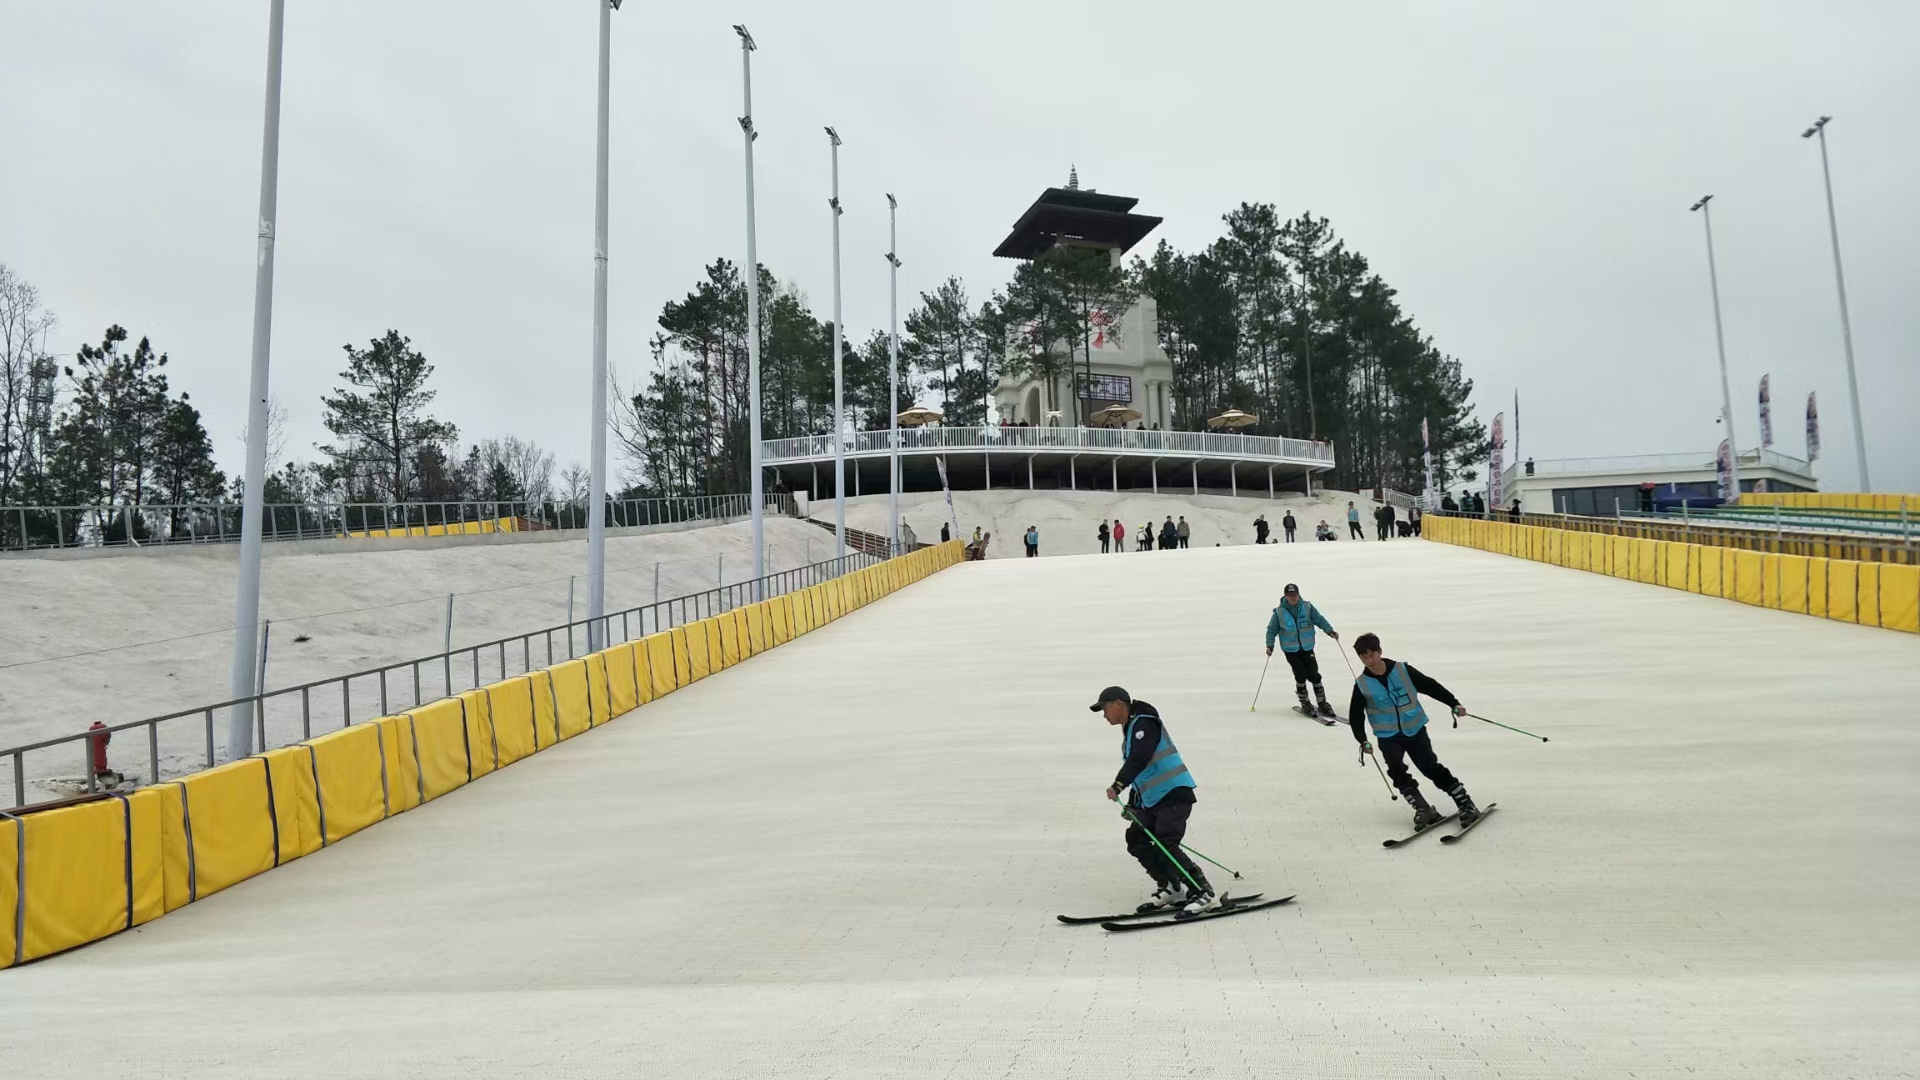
top-left (1106, 782), bottom-right (1124, 802)
top-left (1453, 705), bottom-right (1468, 718)
top-left (1358, 742), bottom-right (1374, 755)
top-left (1265, 646), bottom-right (1273, 656)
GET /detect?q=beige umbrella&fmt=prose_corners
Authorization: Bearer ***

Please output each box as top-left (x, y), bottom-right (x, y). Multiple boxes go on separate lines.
top-left (896, 406), bottom-right (944, 427)
top-left (1091, 404), bottom-right (1143, 428)
top-left (1207, 408), bottom-right (1259, 430)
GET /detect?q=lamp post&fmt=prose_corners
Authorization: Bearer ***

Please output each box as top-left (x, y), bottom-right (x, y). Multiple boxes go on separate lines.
top-left (1690, 194), bottom-right (1741, 500)
top-left (827, 127), bottom-right (847, 559)
top-left (585, 0), bottom-right (621, 651)
top-left (735, 24), bottom-right (765, 588)
top-left (1801, 116), bottom-right (1871, 490)
top-left (226, 0), bottom-right (288, 759)
top-left (885, 194), bottom-right (902, 553)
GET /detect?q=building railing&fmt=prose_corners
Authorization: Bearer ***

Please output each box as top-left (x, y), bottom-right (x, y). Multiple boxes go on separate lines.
top-left (0, 493), bottom-right (787, 554)
top-left (762, 425), bottom-right (1336, 466)
top-left (1430, 508), bottom-right (1915, 565)
top-left (3, 546), bottom-right (887, 811)
top-left (1501, 448), bottom-right (1815, 492)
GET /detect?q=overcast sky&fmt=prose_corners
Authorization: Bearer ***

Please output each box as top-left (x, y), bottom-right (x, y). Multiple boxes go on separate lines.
top-left (3, 0), bottom-right (1914, 492)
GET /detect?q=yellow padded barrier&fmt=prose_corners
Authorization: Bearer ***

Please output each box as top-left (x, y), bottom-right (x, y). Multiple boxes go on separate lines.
top-left (630, 640), bottom-right (655, 705)
top-left (0, 814), bottom-right (16, 967)
top-left (585, 651), bottom-right (613, 722)
top-left (1633, 539), bottom-right (1659, 585)
top-left (745, 603), bottom-right (767, 655)
top-left (16, 794), bottom-right (164, 962)
top-left (1696, 544), bottom-right (1721, 596)
top-left (1719, 549), bottom-right (1738, 600)
top-left (684, 620), bottom-right (712, 682)
top-left (1881, 564), bottom-right (1920, 633)
top-left (812, 583), bottom-right (830, 625)
top-left (1732, 551), bottom-right (1764, 606)
top-left (1685, 545), bottom-right (1703, 593)
top-left (669, 626), bottom-right (692, 686)
top-left (718, 612), bottom-right (742, 667)
top-left (173, 756), bottom-right (279, 898)
top-left (1610, 536), bottom-right (1632, 579)
top-left (407, 697), bottom-right (471, 800)
top-left (770, 596), bottom-right (794, 645)
top-left (792, 590), bottom-right (813, 636)
top-left (1760, 554), bottom-right (1783, 610)
top-left (460, 689), bottom-right (498, 778)
top-left (259, 745), bottom-right (323, 862)
top-left (1779, 555), bottom-right (1809, 614)
top-left (529, 668), bottom-right (563, 743)
top-left (605, 643), bottom-right (640, 715)
top-left (1808, 557), bottom-right (1829, 619)
top-left (1857, 563), bottom-right (1880, 628)
top-left (548, 661), bottom-right (594, 740)
top-left (1827, 561), bottom-right (1857, 623)
top-left (1665, 543), bottom-right (1689, 590)
top-left (486, 678), bottom-right (541, 765)
top-left (826, 580), bottom-right (844, 621)
top-left (153, 784), bottom-right (191, 913)
top-left (647, 632), bottom-right (679, 697)
top-left (1590, 533), bottom-right (1608, 574)
top-left (373, 716), bottom-right (422, 815)
top-left (306, 724), bottom-right (388, 844)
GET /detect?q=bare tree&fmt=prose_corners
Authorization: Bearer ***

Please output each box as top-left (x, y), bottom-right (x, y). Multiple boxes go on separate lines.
top-left (235, 393), bottom-right (290, 475)
top-left (1, 263), bottom-right (58, 507)
top-left (499, 435), bottom-right (555, 504)
top-left (559, 461), bottom-right (590, 505)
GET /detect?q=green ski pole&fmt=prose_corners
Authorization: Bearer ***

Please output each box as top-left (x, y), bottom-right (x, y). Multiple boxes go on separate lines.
top-left (1178, 841), bottom-right (1243, 880)
top-left (1119, 803), bottom-right (1207, 895)
top-left (1467, 712), bottom-right (1549, 742)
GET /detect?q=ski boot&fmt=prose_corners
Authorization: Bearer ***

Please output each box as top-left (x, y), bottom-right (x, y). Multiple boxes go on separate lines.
top-left (1406, 788), bottom-right (1443, 830)
top-left (1137, 881), bottom-right (1188, 914)
top-left (1176, 886), bottom-right (1218, 919)
top-left (1313, 683), bottom-right (1337, 719)
top-left (1294, 684), bottom-right (1314, 715)
top-left (1448, 784), bottom-right (1481, 826)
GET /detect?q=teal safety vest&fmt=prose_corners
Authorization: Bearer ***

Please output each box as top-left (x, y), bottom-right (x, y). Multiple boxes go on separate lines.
top-left (1122, 715), bottom-right (1196, 807)
top-left (1267, 600), bottom-right (1329, 653)
top-left (1357, 662), bottom-right (1430, 739)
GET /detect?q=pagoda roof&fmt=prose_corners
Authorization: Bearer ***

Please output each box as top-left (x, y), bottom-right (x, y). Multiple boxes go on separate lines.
top-left (992, 187), bottom-right (1163, 260)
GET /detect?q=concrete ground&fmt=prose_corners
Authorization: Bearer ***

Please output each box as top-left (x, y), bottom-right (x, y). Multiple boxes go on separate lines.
top-left (5, 538), bottom-right (1916, 1078)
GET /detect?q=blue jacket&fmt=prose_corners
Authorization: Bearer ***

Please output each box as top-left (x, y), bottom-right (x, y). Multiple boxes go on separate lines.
top-left (1265, 599), bottom-right (1334, 653)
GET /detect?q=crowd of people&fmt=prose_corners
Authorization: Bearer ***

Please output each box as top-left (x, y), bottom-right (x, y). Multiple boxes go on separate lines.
top-left (1098, 516), bottom-right (1192, 552)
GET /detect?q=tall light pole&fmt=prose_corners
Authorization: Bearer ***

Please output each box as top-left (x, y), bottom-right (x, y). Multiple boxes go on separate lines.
top-left (226, 0), bottom-right (288, 759)
top-left (735, 25), bottom-right (766, 588)
top-left (826, 127), bottom-right (847, 559)
top-left (885, 194), bottom-right (902, 553)
top-left (585, 0), bottom-right (620, 651)
top-left (1801, 115), bottom-right (1871, 490)
top-left (1691, 194), bottom-right (1741, 499)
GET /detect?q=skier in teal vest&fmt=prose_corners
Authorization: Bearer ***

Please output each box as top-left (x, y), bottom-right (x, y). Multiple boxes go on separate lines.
top-left (1265, 583), bottom-right (1339, 718)
top-left (1094, 686), bottom-right (1214, 916)
top-left (1347, 632), bottom-right (1483, 829)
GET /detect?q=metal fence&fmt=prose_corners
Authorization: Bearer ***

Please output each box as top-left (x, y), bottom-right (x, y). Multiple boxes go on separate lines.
top-left (1433, 507), bottom-right (1916, 565)
top-left (763, 424), bottom-right (1336, 466)
top-left (3, 546), bottom-right (888, 811)
top-left (0, 493), bottom-right (788, 553)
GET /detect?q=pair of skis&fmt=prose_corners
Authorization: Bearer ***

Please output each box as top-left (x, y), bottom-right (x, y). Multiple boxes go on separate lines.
top-left (1381, 802), bottom-right (1499, 848)
top-left (1057, 891), bottom-right (1296, 932)
top-left (1291, 705), bottom-right (1338, 727)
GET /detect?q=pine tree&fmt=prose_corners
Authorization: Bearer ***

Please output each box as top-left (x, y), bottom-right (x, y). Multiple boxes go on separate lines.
top-left (318, 330), bottom-right (458, 503)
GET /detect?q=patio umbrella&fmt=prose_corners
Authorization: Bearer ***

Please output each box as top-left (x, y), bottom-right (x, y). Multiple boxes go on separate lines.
top-left (896, 406), bottom-right (944, 427)
top-left (1207, 408), bottom-right (1259, 430)
top-left (1091, 404), bottom-right (1143, 428)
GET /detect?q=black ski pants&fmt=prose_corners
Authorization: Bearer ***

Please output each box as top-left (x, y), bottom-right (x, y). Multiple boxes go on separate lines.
top-left (1282, 647), bottom-right (1323, 689)
top-left (1349, 520), bottom-right (1364, 540)
top-left (1283, 526), bottom-right (1296, 543)
top-left (1124, 798), bottom-right (1209, 892)
top-left (1378, 728), bottom-right (1459, 800)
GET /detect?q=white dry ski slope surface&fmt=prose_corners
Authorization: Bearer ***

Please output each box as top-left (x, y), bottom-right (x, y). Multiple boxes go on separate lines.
top-left (5, 539), bottom-right (1918, 1078)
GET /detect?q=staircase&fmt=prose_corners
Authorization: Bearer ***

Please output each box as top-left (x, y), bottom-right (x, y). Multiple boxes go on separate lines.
top-left (803, 518), bottom-right (899, 558)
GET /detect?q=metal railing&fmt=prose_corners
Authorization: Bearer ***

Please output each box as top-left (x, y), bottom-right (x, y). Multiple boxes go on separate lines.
top-left (1501, 448), bottom-right (1815, 492)
top-left (1432, 507), bottom-right (1916, 565)
top-left (3, 546), bottom-right (888, 811)
top-left (762, 425), bottom-right (1336, 466)
top-left (0, 493), bottom-right (787, 554)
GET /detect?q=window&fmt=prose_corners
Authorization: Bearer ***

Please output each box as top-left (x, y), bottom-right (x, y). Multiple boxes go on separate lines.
top-left (1078, 374), bottom-right (1132, 402)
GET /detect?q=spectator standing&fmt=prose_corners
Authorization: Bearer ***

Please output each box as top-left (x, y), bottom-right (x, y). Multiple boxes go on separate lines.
top-left (1348, 501), bottom-right (1365, 540)
top-left (1509, 499), bottom-right (1523, 522)
top-left (1376, 503), bottom-right (1395, 541)
top-left (1098, 520), bottom-right (1111, 553)
top-left (1440, 493), bottom-right (1458, 513)
top-left (1282, 511), bottom-right (1298, 543)
top-left (1113, 519), bottom-right (1126, 553)
top-left (940, 522), bottom-right (951, 543)
top-left (1177, 517), bottom-right (1191, 549)
top-left (1160, 517), bottom-right (1178, 551)
top-left (1409, 506), bottom-right (1422, 537)
top-left (1254, 515), bottom-right (1270, 545)
top-left (1025, 525), bottom-right (1039, 557)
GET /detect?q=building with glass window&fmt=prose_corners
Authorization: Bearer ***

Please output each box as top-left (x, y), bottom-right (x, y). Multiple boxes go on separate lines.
top-left (1502, 449), bottom-right (1818, 516)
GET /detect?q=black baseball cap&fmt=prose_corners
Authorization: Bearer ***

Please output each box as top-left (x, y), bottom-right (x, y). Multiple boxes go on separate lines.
top-left (1089, 686), bottom-right (1131, 711)
top-left (1283, 583), bottom-right (1300, 595)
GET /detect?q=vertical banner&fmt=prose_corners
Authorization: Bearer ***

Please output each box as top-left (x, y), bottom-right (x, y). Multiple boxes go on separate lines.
top-left (934, 455), bottom-right (960, 544)
top-left (1512, 390), bottom-right (1520, 464)
top-left (1806, 392), bottom-right (1821, 463)
top-left (1421, 418), bottom-right (1437, 510)
top-left (1487, 412), bottom-right (1506, 514)
top-left (1716, 439), bottom-right (1733, 502)
top-left (1758, 374), bottom-right (1774, 448)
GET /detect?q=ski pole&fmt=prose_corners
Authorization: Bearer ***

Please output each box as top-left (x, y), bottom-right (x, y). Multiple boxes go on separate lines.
top-left (1249, 654), bottom-right (1271, 712)
top-left (1466, 712), bottom-right (1550, 742)
top-left (1359, 741), bottom-right (1398, 800)
top-left (1119, 803), bottom-right (1207, 896)
top-left (1178, 841), bottom-right (1243, 881)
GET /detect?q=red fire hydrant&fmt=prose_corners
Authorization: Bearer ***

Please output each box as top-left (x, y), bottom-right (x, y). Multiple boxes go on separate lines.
top-left (87, 721), bottom-right (112, 779)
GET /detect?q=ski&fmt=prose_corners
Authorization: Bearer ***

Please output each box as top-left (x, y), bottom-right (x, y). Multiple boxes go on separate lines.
top-left (1291, 706), bottom-right (1337, 727)
top-left (1058, 892), bottom-right (1264, 925)
top-left (1438, 803), bottom-right (1499, 844)
top-left (1101, 895), bottom-right (1296, 932)
top-left (1381, 813), bottom-right (1458, 848)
